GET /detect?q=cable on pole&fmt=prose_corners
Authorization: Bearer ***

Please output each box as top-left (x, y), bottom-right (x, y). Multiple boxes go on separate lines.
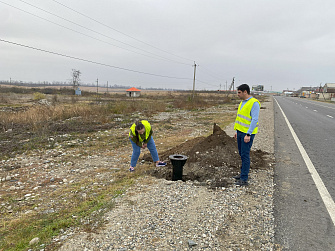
top-left (0, 38), bottom-right (193, 80)
top-left (1, 0), bottom-right (191, 65)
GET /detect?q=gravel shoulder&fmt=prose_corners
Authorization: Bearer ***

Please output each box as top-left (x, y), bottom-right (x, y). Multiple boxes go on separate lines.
top-left (58, 97), bottom-right (275, 251)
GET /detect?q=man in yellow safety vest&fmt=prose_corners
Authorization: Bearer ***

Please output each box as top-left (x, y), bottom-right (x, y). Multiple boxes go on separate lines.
top-left (233, 84), bottom-right (261, 186)
top-left (129, 120), bottom-right (166, 172)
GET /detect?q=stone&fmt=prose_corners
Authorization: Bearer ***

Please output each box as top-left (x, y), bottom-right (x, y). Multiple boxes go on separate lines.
top-left (188, 240), bottom-right (197, 247)
top-left (29, 237), bottom-right (40, 245)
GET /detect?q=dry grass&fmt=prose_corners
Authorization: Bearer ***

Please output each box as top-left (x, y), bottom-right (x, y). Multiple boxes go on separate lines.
top-left (0, 92), bottom-right (234, 132)
top-left (0, 104), bottom-right (101, 130)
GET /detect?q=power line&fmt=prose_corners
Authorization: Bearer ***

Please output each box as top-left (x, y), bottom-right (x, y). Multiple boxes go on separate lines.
top-left (0, 38), bottom-right (193, 80)
top-left (197, 66), bottom-right (235, 89)
top-left (196, 79), bottom-right (220, 88)
top-left (17, 0), bottom-right (191, 66)
top-left (198, 65), bottom-right (227, 81)
top-left (50, 0), bottom-right (194, 62)
top-left (1, 1), bottom-right (191, 65)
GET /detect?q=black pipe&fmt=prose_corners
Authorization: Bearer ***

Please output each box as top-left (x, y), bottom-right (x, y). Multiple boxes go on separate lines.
top-left (169, 154), bottom-right (188, 181)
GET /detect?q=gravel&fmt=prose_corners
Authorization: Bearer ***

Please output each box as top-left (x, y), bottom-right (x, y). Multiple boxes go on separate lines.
top-left (58, 97), bottom-right (275, 251)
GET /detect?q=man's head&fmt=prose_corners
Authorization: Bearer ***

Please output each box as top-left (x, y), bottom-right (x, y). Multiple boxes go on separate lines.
top-left (237, 84), bottom-right (251, 100)
top-left (135, 122), bottom-right (145, 134)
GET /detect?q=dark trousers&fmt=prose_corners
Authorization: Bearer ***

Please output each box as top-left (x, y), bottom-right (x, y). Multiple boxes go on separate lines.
top-left (237, 130), bottom-right (255, 181)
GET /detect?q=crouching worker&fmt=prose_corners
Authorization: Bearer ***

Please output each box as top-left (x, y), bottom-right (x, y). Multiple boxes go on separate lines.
top-left (129, 120), bottom-right (166, 172)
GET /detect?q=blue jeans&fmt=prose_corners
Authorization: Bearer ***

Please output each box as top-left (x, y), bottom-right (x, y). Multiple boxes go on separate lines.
top-left (129, 136), bottom-right (159, 167)
top-left (236, 130), bottom-right (255, 181)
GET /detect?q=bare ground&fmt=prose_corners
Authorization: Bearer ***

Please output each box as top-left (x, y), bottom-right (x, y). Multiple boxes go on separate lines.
top-left (146, 123), bottom-right (271, 188)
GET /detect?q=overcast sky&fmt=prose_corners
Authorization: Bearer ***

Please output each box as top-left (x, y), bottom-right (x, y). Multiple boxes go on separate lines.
top-left (1, 0), bottom-right (335, 91)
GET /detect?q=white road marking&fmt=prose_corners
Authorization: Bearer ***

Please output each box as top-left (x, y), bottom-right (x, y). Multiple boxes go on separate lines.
top-left (327, 115), bottom-right (334, 118)
top-left (306, 107), bottom-right (308, 108)
top-left (313, 110), bottom-right (318, 112)
top-left (295, 98), bottom-right (335, 110)
top-left (275, 98), bottom-right (335, 226)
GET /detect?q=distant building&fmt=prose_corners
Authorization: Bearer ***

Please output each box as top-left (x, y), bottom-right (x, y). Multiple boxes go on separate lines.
top-left (298, 87), bottom-right (312, 97)
top-left (319, 83), bottom-right (335, 100)
top-left (323, 83), bottom-right (335, 93)
top-left (283, 91), bottom-right (294, 97)
top-left (252, 85), bottom-right (264, 91)
top-left (126, 87), bottom-right (141, 97)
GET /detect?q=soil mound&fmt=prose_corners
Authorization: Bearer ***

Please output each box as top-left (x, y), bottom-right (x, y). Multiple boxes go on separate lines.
top-left (145, 124), bottom-right (270, 187)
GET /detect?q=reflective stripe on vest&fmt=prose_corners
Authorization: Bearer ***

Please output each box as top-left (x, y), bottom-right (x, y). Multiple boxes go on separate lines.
top-left (129, 120), bottom-right (151, 142)
top-left (237, 113), bottom-right (251, 121)
top-left (234, 98), bottom-right (260, 134)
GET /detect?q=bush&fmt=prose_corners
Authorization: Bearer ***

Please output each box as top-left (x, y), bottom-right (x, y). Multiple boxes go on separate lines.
top-left (33, 92), bottom-right (46, 101)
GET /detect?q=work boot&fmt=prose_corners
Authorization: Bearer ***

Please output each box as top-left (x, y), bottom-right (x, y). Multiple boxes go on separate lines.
top-left (233, 174), bottom-right (241, 180)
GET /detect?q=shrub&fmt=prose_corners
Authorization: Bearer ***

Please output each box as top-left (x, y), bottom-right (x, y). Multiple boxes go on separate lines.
top-left (33, 92), bottom-right (46, 101)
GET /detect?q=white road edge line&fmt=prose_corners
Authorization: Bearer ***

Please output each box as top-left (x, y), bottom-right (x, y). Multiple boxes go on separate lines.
top-left (274, 98), bottom-right (335, 226)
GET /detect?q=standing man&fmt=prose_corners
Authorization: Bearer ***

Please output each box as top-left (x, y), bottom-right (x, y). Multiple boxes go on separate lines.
top-left (233, 84), bottom-right (260, 186)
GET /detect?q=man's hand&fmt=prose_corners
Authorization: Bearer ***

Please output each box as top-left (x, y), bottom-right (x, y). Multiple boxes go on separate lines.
top-left (142, 143), bottom-right (147, 149)
top-left (244, 135), bottom-right (250, 143)
top-left (234, 132), bottom-right (237, 139)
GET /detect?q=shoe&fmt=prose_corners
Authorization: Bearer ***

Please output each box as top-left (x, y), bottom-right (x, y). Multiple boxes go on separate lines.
top-left (235, 179), bottom-right (248, 186)
top-left (156, 161), bottom-right (167, 167)
top-left (129, 166), bottom-right (135, 172)
top-left (233, 174), bottom-right (241, 180)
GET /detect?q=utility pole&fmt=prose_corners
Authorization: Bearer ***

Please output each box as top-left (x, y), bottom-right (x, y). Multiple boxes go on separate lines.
top-left (192, 61), bottom-right (197, 99)
top-left (96, 78), bottom-right (99, 103)
top-left (107, 81), bottom-right (108, 94)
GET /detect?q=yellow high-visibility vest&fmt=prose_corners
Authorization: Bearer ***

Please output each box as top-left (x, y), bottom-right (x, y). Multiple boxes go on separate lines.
top-left (234, 98), bottom-right (260, 134)
top-left (129, 120), bottom-right (151, 143)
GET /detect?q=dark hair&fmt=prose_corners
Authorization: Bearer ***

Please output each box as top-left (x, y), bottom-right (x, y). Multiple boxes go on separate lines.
top-left (134, 121), bottom-right (144, 143)
top-left (237, 84), bottom-right (250, 94)
top-left (135, 121), bottom-right (144, 131)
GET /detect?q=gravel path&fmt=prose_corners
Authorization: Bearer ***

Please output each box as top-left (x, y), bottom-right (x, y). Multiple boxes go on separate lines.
top-left (58, 97), bottom-right (275, 251)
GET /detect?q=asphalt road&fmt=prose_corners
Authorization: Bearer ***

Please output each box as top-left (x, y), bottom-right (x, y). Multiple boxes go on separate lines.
top-left (273, 96), bottom-right (335, 251)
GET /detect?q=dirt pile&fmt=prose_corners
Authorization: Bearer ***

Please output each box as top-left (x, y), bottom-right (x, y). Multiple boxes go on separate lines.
top-left (145, 124), bottom-right (270, 187)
